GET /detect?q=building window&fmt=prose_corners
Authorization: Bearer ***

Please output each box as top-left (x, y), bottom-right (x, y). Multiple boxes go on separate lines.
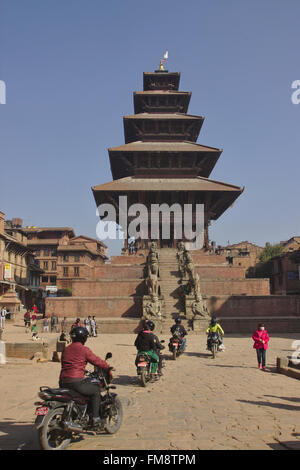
top-left (51, 248), bottom-right (57, 257)
top-left (43, 261), bottom-right (48, 270)
top-left (74, 254), bottom-right (80, 262)
top-left (63, 267), bottom-right (69, 277)
top-left (35, 249), bottom-right (41, 256)
top-left (44, 248), bottom-right (50, 256)
top-left (74, 267), bottom-right (80, 277)
top-left (50, 276), bottom-right (56, 284)
top-left (42, 276), bottom-right (48, 283)
top-left (63, 254), bottom-right (69, 262)
top-left (51, 261), bottom-right (56, 270)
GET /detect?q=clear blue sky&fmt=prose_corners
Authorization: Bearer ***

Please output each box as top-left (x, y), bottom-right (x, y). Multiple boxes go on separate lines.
top-left (1, 0), bottom-right (300, 255)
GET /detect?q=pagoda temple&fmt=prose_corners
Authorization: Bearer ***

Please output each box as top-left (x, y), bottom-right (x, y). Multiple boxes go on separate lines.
top-left (45, 64), bottom-right (300, 335)
top-left (92, 64), bottom-right (244, 251)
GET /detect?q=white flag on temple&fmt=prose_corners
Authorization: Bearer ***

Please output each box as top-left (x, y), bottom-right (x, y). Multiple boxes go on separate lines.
top-left (163, 51), bottom-right (168, 62)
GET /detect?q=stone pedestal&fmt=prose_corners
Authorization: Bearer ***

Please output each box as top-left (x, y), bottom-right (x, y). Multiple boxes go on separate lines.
top-left (0, 288), bottom-right (21, 321)
top-left (192, 318), bottom-right (209, 332)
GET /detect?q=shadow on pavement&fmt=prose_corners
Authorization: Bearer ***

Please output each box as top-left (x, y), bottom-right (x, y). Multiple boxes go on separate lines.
top-left (264, 395), bottom-right (300, 403)
top-left (237, 399), bottom-right (300, 411)
top-left (0, 419), bottom-right (39, 450)
top-left (268, 437), bottom-right (300, 450)
top-left (183, 352), bottom-right (210, 358)
top-left (207, 364), bottom-right (259, 369)
top-left (112, 374), bottom-right (139, 386)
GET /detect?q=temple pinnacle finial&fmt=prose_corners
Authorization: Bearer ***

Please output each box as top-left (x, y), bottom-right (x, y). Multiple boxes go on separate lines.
top-left (156, 51), bottom-right (168, 72)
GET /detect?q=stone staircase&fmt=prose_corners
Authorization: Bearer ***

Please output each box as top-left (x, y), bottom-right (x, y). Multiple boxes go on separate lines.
top-left (159, 248), bottom-right (184, 320)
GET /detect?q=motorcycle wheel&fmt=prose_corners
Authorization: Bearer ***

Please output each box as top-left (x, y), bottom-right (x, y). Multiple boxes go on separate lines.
top-left (104, 397), bottom-right (123, 434)
top-left (212, 344), bottom-right (217, 359)
top-left (140, 369), bottom-right (148, 387)
top-left (38, 407), bottom-right (71, 451)
top-left (173, 349), bottom-right (177, 361)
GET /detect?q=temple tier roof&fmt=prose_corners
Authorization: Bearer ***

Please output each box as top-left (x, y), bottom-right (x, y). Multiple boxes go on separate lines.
top-left (108, 141), bottom-right (222, 180)
top-left (143, 72), bottom-right (180, 91)
top-left (123, 113), bottom-right (204, 144)
top-left (92, 176), bottom-right (244, 221)
top-left (133, 91), bottom-right (191, 114)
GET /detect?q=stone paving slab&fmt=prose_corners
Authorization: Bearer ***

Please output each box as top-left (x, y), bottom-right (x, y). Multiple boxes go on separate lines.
top-left (1, 332), bottom-right (300, 450)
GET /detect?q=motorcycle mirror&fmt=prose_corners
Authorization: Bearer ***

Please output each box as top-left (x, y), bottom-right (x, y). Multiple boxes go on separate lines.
top-left (105, 352), bottom-right (112, 360)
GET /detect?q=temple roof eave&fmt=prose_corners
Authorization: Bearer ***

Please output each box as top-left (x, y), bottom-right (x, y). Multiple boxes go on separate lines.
top-left (108, 141), bottom-right (222, 154)
top-left (91, 177), bottom-right (244, 221)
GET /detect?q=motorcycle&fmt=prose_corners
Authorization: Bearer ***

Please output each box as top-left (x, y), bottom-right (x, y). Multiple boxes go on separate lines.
top-left (208, 332), bottom-right (220, 359)
top-left (136, 341), bottom-right (165, 387)
top-left (168, 334), bottom-right (185, 360)
top-left (34, 352), bottom-right (123, 450)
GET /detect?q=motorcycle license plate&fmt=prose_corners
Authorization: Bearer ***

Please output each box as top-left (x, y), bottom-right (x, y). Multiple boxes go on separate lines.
top-left (35, 406), bottom-right (49, 416)
top-left (138, 362), bottom-right (147, 367)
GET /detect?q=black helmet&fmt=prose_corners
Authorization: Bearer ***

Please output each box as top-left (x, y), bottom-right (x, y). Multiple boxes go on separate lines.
top-left (175, 318), bottom-right (182, 324)
top-left (70, 326), bottom-right (89, 344)
top-left (210, 317), bottom-right (217, 326)
top-left (144, 320), bottom-right (155, 331)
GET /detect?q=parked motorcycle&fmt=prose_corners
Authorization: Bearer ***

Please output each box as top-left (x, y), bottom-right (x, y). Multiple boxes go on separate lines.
top-left (34, 352), bottom-right (123, 450)
top-left (136, 341), bottom-right (165, 387)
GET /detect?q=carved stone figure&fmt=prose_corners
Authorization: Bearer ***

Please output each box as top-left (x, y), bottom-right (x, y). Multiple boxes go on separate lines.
top-left (146, 272), bottom-right (159, 296)
top-left (177, 241), bottom-right (186, 277)
top-left (184, 250), bottom-right (195, 280)
top-left (191, 295), bottom-right (210, 319)
top-left (147, 253), bottom-right (159, 277)
top-left (142, 295), bottom-right (164, 320)
top-left (190, 273), bottom-right (201, 298)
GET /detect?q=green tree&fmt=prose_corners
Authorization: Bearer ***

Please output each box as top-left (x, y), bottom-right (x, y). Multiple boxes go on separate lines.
top-left (247, 242), bottom-right (284, 279)
top-left (259, 242), bottom-right (284, 264)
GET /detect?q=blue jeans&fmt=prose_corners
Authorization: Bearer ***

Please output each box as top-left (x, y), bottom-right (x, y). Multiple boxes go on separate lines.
top-left (256, 348), bottom-right (266, 367)
top-left (181, 337), bottom-right (186, 351)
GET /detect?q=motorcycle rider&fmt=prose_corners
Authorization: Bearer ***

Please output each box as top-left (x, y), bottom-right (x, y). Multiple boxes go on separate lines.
top-left (206, 317), bottom-right (224, 351)
top-left (134, 320), bottom-right (165, 377)
top-left (170, 317), bottom-right (188, 351)
top-left (59, 326), bottom-right (111, 427)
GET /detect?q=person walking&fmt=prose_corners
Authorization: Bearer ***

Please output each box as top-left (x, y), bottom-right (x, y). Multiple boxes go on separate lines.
top-left (0, 307), bottom-right (6, 330)
top-left (50, 313), bottom-right (59, 333)
top-left (252, 323), bottom-right (269, 370)
top-left (84, 316), bottom-right (92, 335)
top-left (43, 316), bottom-right (49, 333)
top-left (91, 316), bottom-right (97, 337)
top-left (24, 310), bottom-right (31, 333)
top-left (71, 318), bottom-right (82, 331)
top-left (31, 310), bottom-right (37, 326)
top-left (31, 323), bottom-right (40, 341)
top-left (61, 317), bottom-right (68, 334)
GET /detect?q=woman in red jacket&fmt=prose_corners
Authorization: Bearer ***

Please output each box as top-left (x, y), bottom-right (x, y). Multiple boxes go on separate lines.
top-left (252, 323), bottom-right (269, 370)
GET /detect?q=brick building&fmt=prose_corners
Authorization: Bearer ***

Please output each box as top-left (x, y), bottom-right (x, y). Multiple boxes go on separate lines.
top-left (0, 212), bottom-right (43, 309)
top-left (271, 250), bottom-right (300, 295)
top-left (217, 241), bottom-right (264, 271)
top-left (57, 235), bottom-right (108, 290)
top-left (280, 236), bottom-right (300, 253)
top-left (24, 226), bottom-right (108, 293)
